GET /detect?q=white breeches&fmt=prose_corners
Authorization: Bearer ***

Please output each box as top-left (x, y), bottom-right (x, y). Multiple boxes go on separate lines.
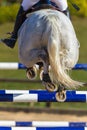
top-left (21, 0), bottom-right (68, 11)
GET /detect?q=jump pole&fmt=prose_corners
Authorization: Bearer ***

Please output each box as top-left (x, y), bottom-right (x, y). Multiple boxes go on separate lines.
top-left (0, 90), bottom-right (87, 102)
top-left (0, 126), bottom-right (87, 130)
top-left (0, 62), bottom-right (87, 70)
top-left (0, 121), bottom-right (87, 127)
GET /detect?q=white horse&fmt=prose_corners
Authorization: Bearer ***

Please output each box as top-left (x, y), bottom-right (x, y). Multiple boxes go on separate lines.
top-left (18, 9), bottom-right (84, 92)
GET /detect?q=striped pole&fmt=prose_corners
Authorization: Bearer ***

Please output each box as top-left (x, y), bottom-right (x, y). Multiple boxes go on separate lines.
top-left (0, 127), bottom-right (87, 130)
top-left (0, 121), bottom-right (87, 127)
top-left (0, 62), bottom-right (26, 69)
top-left (0, 90), bottom-right (87, 102)
top-left (0, 62), bottom-right (87, 70)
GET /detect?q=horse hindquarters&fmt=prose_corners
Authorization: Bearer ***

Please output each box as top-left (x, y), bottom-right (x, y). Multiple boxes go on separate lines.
top-left (18, 9), bottom-right (84, 88)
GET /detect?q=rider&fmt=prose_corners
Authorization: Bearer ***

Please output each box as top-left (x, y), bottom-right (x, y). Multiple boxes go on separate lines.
top-left (2, 0), bottom-right (69, 49)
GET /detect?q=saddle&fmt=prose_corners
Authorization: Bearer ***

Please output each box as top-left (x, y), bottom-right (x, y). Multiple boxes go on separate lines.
top-left (26, 3), bottom-right (60, 14)
top-left (32, 4), bottom-right (58, 11)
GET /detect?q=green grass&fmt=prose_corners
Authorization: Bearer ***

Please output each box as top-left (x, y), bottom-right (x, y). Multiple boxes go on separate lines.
top-left (72, 17), bottom-right (87, 63)
top-left (0, 17), bottom-right (87, 110)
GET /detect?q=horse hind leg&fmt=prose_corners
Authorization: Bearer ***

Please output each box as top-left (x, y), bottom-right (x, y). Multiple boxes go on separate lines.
top-left (39, 49), bottom-right (57, 92)
top-left (26, 49), bottom-right (49, 80)
top-left (26, 49), bottom-right (43, 80)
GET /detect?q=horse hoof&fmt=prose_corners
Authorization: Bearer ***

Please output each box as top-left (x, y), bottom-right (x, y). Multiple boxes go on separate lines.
top-left (41, 73), bottom-right (57, 92)
top-left (42, 81), bottom-right (57, 92)
top-left (26, 66), bottom-right (37, 80)
top-left (40, 69), bottom-right (44, 80)
top-left (55, 91), bottom-right (66, 102)
top-left (46, 83), bottom-right (58, 92)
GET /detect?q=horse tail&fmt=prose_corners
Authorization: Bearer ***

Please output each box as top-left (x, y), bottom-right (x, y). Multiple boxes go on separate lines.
top-left (48, 39), bottom-right (84, 89)
top-left (47, 17), bottom-right (84, 89)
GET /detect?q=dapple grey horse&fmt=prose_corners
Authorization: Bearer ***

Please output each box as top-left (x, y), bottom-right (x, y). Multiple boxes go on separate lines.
top-left (18, 9), bottom-right (83, 94)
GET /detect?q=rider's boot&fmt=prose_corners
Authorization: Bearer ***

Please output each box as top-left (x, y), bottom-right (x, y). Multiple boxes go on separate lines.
top-left (63, 8), bottom-right (70, 19)
top-left (2, 6), bottom-right (26, 48)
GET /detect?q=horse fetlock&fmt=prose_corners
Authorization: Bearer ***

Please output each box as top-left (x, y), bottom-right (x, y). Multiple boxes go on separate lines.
top-left (42, 73), bottom-right (51, 82)
top-left (58, 84), bottom-right (66, 92)
top-left (36, 62), bottom-right (43, 69)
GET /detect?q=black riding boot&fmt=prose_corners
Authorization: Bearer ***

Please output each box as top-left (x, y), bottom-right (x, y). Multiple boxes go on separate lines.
top-left (2, 6), bottom-right (26, 48)
top-left (63, 8), bottom-right (70, 19)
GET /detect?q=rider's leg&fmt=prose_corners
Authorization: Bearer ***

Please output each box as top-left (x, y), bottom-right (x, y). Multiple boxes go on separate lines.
top-left (2, 0), bottom-right (40, 48)
top-left (2, 6), bottom-right (26, 48)
top-left (52, 0), bottom-right (70, 18)
top-left (52, 0), bottom-right (68, 11)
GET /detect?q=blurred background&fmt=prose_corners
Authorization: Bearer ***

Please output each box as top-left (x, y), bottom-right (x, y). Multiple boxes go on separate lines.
top-left (0, 0), bottom-right (87, 118)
